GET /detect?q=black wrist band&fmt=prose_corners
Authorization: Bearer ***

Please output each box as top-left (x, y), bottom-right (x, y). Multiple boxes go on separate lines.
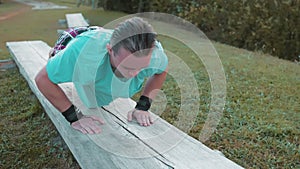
top-left (62, 105), bottom-right (81, 124)
top-left (135, 95), bottom-right (152, 111)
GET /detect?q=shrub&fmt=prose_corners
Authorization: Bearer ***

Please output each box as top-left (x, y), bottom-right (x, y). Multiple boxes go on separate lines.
top-left (104, 0), bottom-right (300, 61)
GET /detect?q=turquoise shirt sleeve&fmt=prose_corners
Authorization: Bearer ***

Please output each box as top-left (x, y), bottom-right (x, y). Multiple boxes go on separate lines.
top-left (152, 41), bottom-right (168, 74)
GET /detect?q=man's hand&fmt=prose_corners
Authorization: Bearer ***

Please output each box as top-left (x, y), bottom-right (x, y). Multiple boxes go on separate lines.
top-left (71, 115), bottom-right (104, 134)
top-left (127, 109), bottom-right (153, 126)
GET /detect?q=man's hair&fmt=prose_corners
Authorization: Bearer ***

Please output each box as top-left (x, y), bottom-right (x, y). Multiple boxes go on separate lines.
top-left (110, 17), bottom-right (157, 57)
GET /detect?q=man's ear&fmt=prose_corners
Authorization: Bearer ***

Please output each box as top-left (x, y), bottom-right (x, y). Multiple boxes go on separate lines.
top-left (106, 44), bottom-right (112, 56)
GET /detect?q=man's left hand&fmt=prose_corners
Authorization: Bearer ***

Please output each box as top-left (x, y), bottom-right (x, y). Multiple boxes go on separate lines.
top-left (127, 109), bottom-right (153, 126)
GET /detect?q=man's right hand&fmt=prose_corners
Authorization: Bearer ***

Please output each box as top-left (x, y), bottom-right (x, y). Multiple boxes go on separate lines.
top-left (71, 115), bottom-right (105, 134)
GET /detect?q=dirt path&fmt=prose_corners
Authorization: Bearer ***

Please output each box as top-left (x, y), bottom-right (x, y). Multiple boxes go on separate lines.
top-left (0, 1), bottom-right (31, 22)
top-left (0, 0), bottom-right (69, 22)
top-left (14, 0), bottom-right (68, 10)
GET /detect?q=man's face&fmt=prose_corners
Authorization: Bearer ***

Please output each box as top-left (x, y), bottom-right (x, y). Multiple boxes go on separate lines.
top-left (107, 44), bottom-right (152, 78)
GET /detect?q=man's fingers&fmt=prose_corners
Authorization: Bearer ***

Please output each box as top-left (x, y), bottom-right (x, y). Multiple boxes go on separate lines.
top-left (142, 115), bottom-right (151, 126)
top-left (141, 116), bottom-right (147, 126)
top-left (129, 110), bottom-right (153, 126)
top-left (80, 128), bottom-right (88, 134)
top-left (145, 117), bottom-right (151, 126)
top-left (83, 125), bottom-right (94, 134)
top-left (71, 121), bottom-right (81, 130)
top-left (90, 115), bottom-right (105, 125)
top-left (149, 116), bottom-right (153, 124)
top-left (87, 120), bottom-right (102, 134)
top-left (72, 122), bottom-right (88, 134)
top-left (138, 115), bottom-right (148, 126)
top-left (71, 116), bottom-right (103, 134)
top-left (135, 113), bottom-right (142, 125)
top-left (91, 126), bottom-right (102, 134)
top-left (127, 110), bottom-right (133, 122)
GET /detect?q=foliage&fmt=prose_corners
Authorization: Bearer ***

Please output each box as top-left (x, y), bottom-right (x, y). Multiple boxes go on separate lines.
top-left (109, 0), bottom-right (300, 61)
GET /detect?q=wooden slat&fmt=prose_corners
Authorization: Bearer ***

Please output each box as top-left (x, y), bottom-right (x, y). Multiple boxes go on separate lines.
top-left (6, 40), bottom-right (244, 169)
top-left (65, 13), bottom-right (89, 28)
top-left (103, 99), bottom-right (243, 169)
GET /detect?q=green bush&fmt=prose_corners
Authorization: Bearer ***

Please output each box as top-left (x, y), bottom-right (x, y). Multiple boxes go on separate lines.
top-left (98, 0), bottom-right (150, 13)
top-left (105, 0), bottom-right (300, 61)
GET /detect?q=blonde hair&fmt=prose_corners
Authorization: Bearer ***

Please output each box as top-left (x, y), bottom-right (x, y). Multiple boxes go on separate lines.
top-left (110, 17), bottom-right (157, 56)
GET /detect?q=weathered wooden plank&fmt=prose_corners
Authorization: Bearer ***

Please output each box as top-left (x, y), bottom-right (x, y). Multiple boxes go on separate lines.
top-left (104, 98), bottom-right (243, 169)
top-left (65, 13), bottom-right (89, 28)
top-left (6, 40), bottom-right (244, 169)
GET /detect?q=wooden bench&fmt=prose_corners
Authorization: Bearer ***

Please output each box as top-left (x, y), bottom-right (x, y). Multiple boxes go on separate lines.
top-left (6, 40), bottom-right (243, 169)
top-left (65, 13), bottom-right (89, 28)
top-left (0, 59), bottom-right (16, 70)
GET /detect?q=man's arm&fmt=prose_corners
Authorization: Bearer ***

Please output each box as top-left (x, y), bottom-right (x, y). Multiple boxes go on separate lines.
top-left (141, 67), bottom-right (168, 100)
top-left (35, 66), bottom-right (104, 134)
top-left (35, 66), bottom-right (72, 112)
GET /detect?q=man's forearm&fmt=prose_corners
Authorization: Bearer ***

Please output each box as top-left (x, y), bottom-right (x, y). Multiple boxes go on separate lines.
top-left (142, 68), bottom-right (168, 100)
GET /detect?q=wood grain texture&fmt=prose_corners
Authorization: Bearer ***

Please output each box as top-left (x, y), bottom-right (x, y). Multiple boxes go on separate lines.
top-left (6, 40), bottom-right (243, 169)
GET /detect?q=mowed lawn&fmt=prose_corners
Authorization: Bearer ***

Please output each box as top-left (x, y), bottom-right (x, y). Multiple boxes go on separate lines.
top-left (0, 0), bottom-right (299, 168)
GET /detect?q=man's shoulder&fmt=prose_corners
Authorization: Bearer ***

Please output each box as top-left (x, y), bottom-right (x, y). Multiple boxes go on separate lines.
top-left (151, 41), bottom-right (167, 60)
top-left (79, 28), bottom-right (113, 40)
top-left (72, 28), bottom-right (111, 58)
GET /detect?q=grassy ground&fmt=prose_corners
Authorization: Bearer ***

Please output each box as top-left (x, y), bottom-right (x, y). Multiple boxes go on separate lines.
top-left (0, 0), bottom-right (299, 168)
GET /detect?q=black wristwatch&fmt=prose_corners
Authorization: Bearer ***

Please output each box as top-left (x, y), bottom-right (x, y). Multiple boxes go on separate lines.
top-left (135, 95), bottom-right (152, 111)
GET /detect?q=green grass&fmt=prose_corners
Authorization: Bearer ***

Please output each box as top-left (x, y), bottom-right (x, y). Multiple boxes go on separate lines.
top-left (207, 44), bottom-right (299, 168)
top-left (0, 0), bottom-right (299, 168)
top-left (0, 69), bottom-right (79, 168)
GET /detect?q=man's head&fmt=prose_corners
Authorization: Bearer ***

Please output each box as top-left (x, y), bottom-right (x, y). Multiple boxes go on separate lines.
top-left (107, 17), bottom-right (157, 78)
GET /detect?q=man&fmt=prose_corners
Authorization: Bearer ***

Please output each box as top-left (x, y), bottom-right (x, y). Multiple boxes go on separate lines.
top-left (35, 17), bottom-right (168, 134)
